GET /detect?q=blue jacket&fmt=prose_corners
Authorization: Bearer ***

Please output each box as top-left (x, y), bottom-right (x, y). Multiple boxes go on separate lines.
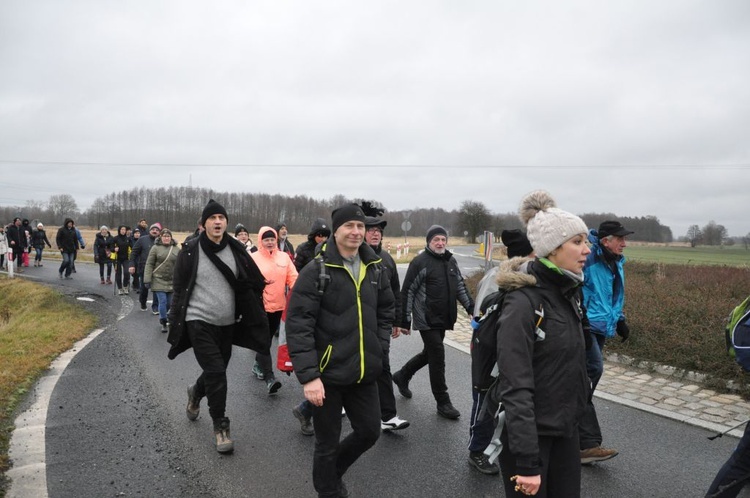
top-left (582, 229), bottom-right (626, 338)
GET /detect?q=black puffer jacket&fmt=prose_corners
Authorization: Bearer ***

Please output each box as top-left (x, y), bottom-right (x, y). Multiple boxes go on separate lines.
top-left (55, 219), bottom-right (79, 253)
top-left (490, 257), bottom-right (588, 475)
top-left (286, 240), bottom-right (395, 387)
top-left (167, 233), bottom-right (269, 360)
top-left (399, 247), bottom-right (474, 331)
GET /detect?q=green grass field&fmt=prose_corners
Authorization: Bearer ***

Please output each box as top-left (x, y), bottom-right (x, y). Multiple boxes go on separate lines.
top-left (624, 244), bottom-right (750, 267)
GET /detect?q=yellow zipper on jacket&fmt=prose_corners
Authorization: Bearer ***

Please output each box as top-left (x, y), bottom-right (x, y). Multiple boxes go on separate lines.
top-left (325, 257), bottom-right (381, 383)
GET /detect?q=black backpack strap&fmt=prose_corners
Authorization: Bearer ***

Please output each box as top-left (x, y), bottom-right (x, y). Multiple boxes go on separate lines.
top-left (315, 256), bottom-right (330, 295)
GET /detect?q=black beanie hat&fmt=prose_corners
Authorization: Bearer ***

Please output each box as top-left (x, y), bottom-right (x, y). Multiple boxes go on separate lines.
top-left (331, 204), bottom-right (366, 234)
top-left (234, 224), bottom-right (248, 237)
top-left (261, 229), bottom-right (276, 240)
top-left (201, 199), bottom-right (228, 225)
top-left (501, 229), bottom-right (534, 258)
top-left (426, 224), bottom-right (448, 244)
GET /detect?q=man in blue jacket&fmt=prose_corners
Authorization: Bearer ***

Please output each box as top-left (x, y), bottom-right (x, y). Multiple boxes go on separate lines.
top-left (580, 220), bottom-right (633, 464)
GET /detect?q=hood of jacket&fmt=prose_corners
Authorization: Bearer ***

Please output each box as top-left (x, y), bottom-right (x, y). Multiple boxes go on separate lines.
top-left (256, 225), bottom-right (278, 257)
top-left (307, 218), bottom-right (331, 241)
top-left (494, 256), bottom-right (537, 292)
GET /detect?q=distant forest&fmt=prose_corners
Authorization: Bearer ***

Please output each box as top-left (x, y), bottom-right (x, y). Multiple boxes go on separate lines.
top-left (1, 186), bottom-right (674, 242)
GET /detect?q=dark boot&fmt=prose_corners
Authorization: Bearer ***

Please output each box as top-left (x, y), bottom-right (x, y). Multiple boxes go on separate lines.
top-left (160, 318), bottom-right (168, 333)
top-left (213, 417), bottom-right (234, 453)
top-left (186, 384), bottom-right (201, 421)
top-left (392, 370), bottom-right (412, 399)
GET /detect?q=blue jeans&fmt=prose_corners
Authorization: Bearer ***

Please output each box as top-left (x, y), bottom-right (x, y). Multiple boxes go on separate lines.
top-left (707, 422), bottom-right (750, 497)
top-left (153, 291), bottom-right (172, 322)
top-left (579, 332), bottom-right (607, 449)
top-left (34, 247), bottom-right (44, 262)
top-left (59, 251), bottom-right (74, 277)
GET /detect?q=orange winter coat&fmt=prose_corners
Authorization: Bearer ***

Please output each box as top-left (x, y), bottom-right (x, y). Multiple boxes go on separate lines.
top-left (251, 226), bottom-right (299, 313)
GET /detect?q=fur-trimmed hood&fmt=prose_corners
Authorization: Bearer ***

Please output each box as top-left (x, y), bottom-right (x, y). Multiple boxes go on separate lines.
top-left (494, 256), bottom-right (537, 292)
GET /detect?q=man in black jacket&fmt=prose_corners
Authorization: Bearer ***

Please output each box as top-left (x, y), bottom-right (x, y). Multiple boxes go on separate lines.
top-left (392, 224), bottom-right (474, 420)
top-left (167, 199), bottom-right (269, 454)
top-left (55, 218), bottom-right (79, 279)
top-left (6, 218), bottom-right (24, 273)
top-left (129, 223), bottom-right (161, 312)
top-left (286, 204), bottom-right (395, 498)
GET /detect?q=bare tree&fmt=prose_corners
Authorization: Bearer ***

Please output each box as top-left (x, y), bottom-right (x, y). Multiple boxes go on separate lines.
top-left (458, 200), bottom-right (491, 243)
top-left (686, 225), bottom-right (702, 248)
top-left (702, 221), bottom-right (728, 246)
top-left (48, 194), bottom-right (79, 223)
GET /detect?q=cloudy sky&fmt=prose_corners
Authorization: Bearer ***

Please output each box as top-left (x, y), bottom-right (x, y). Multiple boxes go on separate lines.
top-left (1, 1), bottom-right (749, 237)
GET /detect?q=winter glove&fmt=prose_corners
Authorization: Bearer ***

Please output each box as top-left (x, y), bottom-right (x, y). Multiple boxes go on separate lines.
top-left (144, 282), bottom-right (151, 290)
top-left (616, 320), bottom-right (630, 342)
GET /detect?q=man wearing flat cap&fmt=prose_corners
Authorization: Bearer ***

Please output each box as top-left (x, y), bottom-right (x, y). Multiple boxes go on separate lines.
top-left (579, 220), bottom-right (634, 465)
top-left (393, 224), bottom-right (474, 420)
top-left (286, 203), bottom-right (395, 498)
top-left (167, 199), bottom-right (269, 454)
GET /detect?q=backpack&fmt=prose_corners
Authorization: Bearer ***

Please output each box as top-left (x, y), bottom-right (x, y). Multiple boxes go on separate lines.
top-left (726, 296), bottom-right (750, 371)
top-left (470, 288), bottom-right (544, 392)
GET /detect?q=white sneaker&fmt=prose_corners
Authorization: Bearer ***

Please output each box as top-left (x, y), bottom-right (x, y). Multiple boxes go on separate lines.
top-left (381, 416), bottom-right (410, 431)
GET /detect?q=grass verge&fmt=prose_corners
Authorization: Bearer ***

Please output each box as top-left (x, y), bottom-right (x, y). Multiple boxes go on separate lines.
top-left (0, 275), bottom-right (96, 494)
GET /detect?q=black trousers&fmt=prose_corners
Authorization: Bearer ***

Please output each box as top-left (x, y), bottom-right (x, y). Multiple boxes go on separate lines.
top-left (399, 329), bottom-right (449, 404)
top-left (377, 345), bottom-right (397, 421)
top-left (499, 428), bottom-right (581, 498)
top-left (186, 320), bottom-right (234, 421)
top-left (256, 310), bottom-right (282, 379)
top-left (312, 381), bottom-right (380, 497)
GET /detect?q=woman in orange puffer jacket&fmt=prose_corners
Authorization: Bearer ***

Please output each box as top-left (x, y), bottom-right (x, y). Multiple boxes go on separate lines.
top-left (250, 226), bottom-right (299, 395)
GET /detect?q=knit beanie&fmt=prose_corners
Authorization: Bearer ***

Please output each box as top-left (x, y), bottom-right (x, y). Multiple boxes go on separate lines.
top-left (519, 190), bottom-right (588, 258)
top-left (201, 199), bottom-right (228, 225)
top-left (261, 229), bottom-right (276, 240)
top-left (149, 222), bottom-right (162, 231)
top-left (234, 224), bottom-right (248, 237)
top-left (501, 229), bottom-right (534, 258)
top-left (426, 225), bottom-right (448, 244)
top-left (100, 225), bottom-right (108, 231)
top-left (331, 204), bottom-right (366, 234)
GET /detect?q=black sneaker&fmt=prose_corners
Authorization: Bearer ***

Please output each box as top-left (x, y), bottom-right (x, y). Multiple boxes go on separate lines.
top-left (437, 403), bottom-right (460, 420)
top-left (140, 305), bottom-right (148, 312)
top-left (392, 370), bottom-right (412, 399)
top-left (468, 451), bottom-right (500, 475)
top-left (266, 378), bottom-right (282, 395)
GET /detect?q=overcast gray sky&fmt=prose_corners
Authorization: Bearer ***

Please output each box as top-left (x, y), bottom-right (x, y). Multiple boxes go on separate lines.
top-left (1, 1), bottom-right (749, 237)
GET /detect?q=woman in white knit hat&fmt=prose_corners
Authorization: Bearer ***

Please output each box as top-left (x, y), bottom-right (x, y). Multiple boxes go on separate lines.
top-left (489, 190), bottom-right (591, 497)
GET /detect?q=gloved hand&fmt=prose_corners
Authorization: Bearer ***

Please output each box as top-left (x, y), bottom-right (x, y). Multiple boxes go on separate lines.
top-left (144, 282), bottom-right (150, 290)
top-left (616, 320), bottom-right (630, 342)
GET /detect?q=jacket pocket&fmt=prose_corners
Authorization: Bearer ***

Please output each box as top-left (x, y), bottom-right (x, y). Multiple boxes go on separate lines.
top-left (319, 344), bottom-right (333, 372)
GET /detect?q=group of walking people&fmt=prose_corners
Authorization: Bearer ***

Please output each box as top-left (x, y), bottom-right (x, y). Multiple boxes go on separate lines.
top-left (1, 217), bottom-right (84, 276)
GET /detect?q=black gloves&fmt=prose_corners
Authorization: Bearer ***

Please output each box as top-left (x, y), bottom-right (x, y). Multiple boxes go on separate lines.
top-left (616, 320), bottom-right (630, 342)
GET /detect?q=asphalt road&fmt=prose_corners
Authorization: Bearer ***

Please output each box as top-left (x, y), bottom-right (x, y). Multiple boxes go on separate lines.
top-left (7, 257), bottom-right (748, 498)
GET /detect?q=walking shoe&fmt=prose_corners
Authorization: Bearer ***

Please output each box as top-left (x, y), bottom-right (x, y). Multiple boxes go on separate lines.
top-left (118, 289), bottom-right (124, 295)
top-left (580, 446), bottom-right (619, 465)
top-left (437, 403), bottom-right (461, 420)
top-left (100, 279), bottom-right (106, 284)
top-left (140, 305), bottom-right (148, 312)
top-left (213, 417), bottom-right (234, 454)
top-left (468, 451), bottom-right (500, 475)
top-left (124, 286), bottom-right (129, 295)
top-left (152, 308), bottom-right (159, 315)
top-left (338, 480), bottom-right (349, 498)
top-left (59, 272), bottom-right (63, 279)
top-left (381, 416), bottom-right (410, 432)
top-left (392, 370), bottom-right (412, 399)
top-left (251, 362), bottom-right (265, 380)
top-left (160, 319), bottom-right (168, 333)
top-left (106, 278), bottom-right (112, 284)
top-left (266, 377), bottom-right (282, 395)
top-left (186, 384), bottom-right (201, 421)
top-left (292, 406), bottom-right (314, 436)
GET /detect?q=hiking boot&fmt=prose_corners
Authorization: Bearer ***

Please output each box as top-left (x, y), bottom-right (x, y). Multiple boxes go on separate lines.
top-left (338, 480), bottom-right (349, 498)
top-left (252, 362), bottom-right (265, 380)
top-left (213, 417), bottom-right (234, 454)
top-left (292, 405), bottom-right (314, 436)
top-left (580, 446), bottom-right (619, 465)
top-left (468, 451), bottom-right (500, 475)
top-left (381, 416), bottom-right (410, 431)
top-left (437, 403), bottom-right (460, 420)
top-left (266, 377), bottom-right (282, 395)
top-left (186, 384), bottom-right (201, 421)
top-left (392, 370), bottom-right (412, 399)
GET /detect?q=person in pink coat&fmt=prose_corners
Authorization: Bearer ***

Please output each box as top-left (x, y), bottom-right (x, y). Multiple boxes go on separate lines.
top-left (251, 225), bottom-right (299, 395)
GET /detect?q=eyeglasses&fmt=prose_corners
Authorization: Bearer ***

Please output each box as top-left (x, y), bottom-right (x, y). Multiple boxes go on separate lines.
top-left (366, 227), bottom-right (382, 234)
top-left (315, 233), bottom-right (328, 238)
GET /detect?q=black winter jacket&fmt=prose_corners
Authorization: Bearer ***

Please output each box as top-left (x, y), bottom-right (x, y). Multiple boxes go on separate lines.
top-left (93, 233), bottom-right (115, 262)
top-left (130, 234), bottom-right (156, 274)
top-left (399, 247), bottom-right (474, 331)
top-left (55, 219), bottom-right (79, 253)
top-left (373, 244), bottom-right (401, 328)
top-left (167, 233), bottom-right (269, 360)
top-left (286, 240), bottom-right (395, 387)
top-left (31, 229), bottom-right (51, 249)
top-left (293, 218), bottom-right (330, 271)
top-left (490, 258), bottom-right (589, 476)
